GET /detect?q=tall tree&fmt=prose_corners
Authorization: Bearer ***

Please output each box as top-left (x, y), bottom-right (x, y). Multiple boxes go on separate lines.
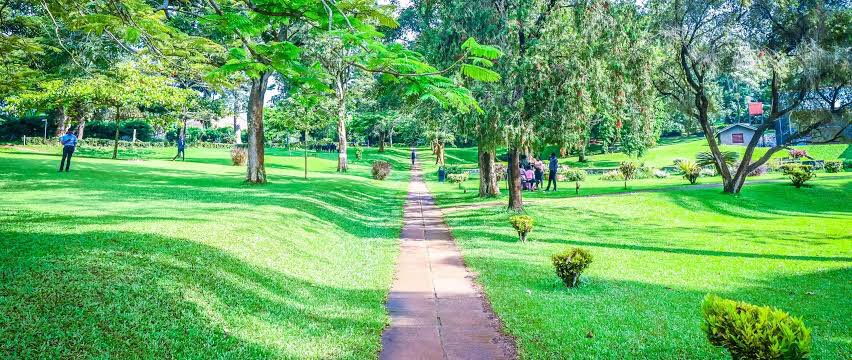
top-left (654, 0), bottom-right (850, 193)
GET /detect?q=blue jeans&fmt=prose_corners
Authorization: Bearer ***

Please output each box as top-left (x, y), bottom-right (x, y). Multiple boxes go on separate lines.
top-left (60, 145), bottom-right (75, 171)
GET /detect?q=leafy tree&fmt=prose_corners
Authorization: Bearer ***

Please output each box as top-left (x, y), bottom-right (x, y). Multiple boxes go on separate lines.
top-left (265, 90), bottom-right (334, 179)
top-left (653, 0), bottom-right (850, 193)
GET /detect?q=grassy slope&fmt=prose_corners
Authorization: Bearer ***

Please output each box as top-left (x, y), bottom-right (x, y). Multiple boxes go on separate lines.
top-left (417, 141), bottom-right (851, 358)
top-left (442, 178), bottom-right (852, 359)
top-left (0, 145), bottom-right (409, 359)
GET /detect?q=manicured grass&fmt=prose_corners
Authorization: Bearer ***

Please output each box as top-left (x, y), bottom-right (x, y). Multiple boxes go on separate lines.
top-left (434, 137), bottom-right (850, 170)
top-left (0, 145), bottom-right (410, 358)
top-left (437, 176), bottom-right (852, 359)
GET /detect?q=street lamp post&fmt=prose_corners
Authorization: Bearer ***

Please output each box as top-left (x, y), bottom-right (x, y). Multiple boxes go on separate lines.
top-left (42, 119), bottom-right (47, 139)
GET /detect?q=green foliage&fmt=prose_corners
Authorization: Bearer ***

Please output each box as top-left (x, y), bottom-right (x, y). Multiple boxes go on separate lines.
top-left (824, 161), bottom-right (843, 173)
top-left (618, 161), bottom-right (639, 188)
top-left (355, 145), bottom-right (364, 160)
top-left (509, 215), bottom-right (533, 242)
top-left (551, 248), bottom-right (593, 288)
top-left (702, 295), bottom-right (812, 360)
top-left (446, 173), bottom-right (469, 192)
top-left (697, 151), bottom-right (738, 167)
top-left (563, 168), bottom-right (587, 194)
top-left (371, 160), bottom-right (392, 180)
top-left (678, 160), bottom-right (702, 184)
top-left (782, 164), bottom-right (815, 188)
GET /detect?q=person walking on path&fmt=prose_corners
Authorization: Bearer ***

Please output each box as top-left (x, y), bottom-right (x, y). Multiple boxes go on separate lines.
top-left (410, 149), bottom-right (416, 166)
top-left (59, 129), bottom-right (77, 172)
top-left (545, 152), bottom-right (558, 191)
top-left (172, 137), bottom-right (185, 161)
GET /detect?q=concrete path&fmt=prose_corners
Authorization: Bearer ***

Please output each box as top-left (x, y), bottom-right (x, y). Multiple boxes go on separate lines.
top-left (379, 163), bottom-right (515, 360)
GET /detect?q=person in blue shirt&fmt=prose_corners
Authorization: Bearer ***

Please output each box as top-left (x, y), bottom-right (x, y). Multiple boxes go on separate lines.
top-left (545, 152), bottom-right (558, 191)
top-left (59, 129), bottom-right (77, 172)
top-left (172, 136), bottom-right (185, 161)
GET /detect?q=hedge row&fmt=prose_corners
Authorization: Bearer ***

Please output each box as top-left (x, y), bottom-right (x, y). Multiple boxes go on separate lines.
top-left (19, 137), bottom-right (234, 149)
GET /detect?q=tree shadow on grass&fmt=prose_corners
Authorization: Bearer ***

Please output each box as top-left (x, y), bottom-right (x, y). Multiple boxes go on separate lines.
top-left (658, 181), bottom-right (852, 220)
top-left (465, 252), bottom-right (851, 359)
top-left (1, 155), bottom-right (407, 240)
top-left (0, 229), bottom-right (388, 359)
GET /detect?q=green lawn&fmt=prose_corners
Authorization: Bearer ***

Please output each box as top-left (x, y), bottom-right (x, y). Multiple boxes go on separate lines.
top-left (0, 145), bottom-right (410, 358)
top-left (434, 174), bottom-right (852, 359)
top-left (435, 137), bottom-right (850, 170)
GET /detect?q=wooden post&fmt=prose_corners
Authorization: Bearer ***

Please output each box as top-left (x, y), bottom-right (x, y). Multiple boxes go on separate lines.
top-left (22, 135), bottom-right (26, 145)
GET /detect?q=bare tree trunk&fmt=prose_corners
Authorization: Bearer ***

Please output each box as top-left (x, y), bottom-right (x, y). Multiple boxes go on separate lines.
top-left (435, 143), bottom-right (445, 166)
top-left (378, 132), bottom-right (386, 152)
top-left (76, 120), bottom-right (86, 139)
top-left (112, 108), bottom-right (121, 159)
top-left (507, 147), bottom-right (523, 211)
top-left (304, 129), bottom-right (308, 180)
top-left (233, 95), bottom-right (242, 144)
top-left (54, 107), bottom-right (68, 137)
top-left (478, 144), bottom-right (500, 197)
top-left (335, 77), bottom-right (348, 172)
top-left (246, 72), bottom-right (270, 183)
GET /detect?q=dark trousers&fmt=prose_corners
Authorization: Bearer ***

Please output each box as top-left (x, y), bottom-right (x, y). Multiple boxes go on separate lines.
top-left (545, 170), bottom-right (557, 191)
top-left (60, 146), bottom-right (75, 171)
top-left (173, 148), bottom-right (185, 161)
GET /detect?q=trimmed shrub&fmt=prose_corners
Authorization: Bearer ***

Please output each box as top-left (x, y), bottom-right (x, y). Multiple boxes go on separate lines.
top-left (552, 248), bottom-right (593, 288)
top-left (782, 164), bottom-right (815, 188)
top-left (444, 165), bottom-right (465, 175)
top-left (700, 167), bottom-right (717, 177)
top-left (509, 215), bottom-right (533, 242)
top-left (618, 161), bottom-right (638, 189)
top-left (371, 160), bottom-right (392, 180)
top-left (354, 145), bottom-right (364, 160)
top-left (678, 160), bottom-right (702, 184)
top-left (702, 294), bottom-right (811, 360)
top-left (824, 160), bottom-right (842, 173)
top-left (563, 168), bottom-right (587, 194)
top-left (230, 146), bottom-right (247, 166)
top-left (446, 173), bottom-right (470, 192)
top-left (599, 170), bottom-right (622, 181)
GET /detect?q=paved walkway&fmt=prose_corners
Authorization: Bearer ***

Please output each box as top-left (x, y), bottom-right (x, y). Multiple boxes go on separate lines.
top-left (380, 163), bottom-right (515, 360)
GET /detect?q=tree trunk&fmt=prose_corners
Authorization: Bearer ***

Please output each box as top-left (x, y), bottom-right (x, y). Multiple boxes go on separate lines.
top-left (335, 79), bottom-right (348, 172)
top-left (304, 129), bottom-right (309, 180)
top-left (55, 107), bottom-right (68, 137)
top-left (435, 143), bottom-right (446, 166)
top-left (112, 108), bottom-right (121, 159)
top-left (76, 120), bottom-right (86, 139)
top-left (246, 73), bottom-right (270, 183)
top-left (507, 147), bottom-right (523, 211)
top-left (478, 144), bottom-right (500, 197)
top-left (378, 133), bottom-right (386, 152)
top-left (233, 97), bottom-right (242, 144)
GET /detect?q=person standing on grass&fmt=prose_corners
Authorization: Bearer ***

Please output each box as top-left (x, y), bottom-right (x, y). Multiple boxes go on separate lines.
top-left (411, 149), bottom-right (416, 166)
top-left (545, 152), bottom-right (558, 191)
top-left (172, 136), bottom-right (185, 161)
top-left (59, 129), bottom-right (77, 172)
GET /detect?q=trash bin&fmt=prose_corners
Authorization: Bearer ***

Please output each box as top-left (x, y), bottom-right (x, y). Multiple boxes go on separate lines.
top-left (438, 168), bottom-right (446, 182)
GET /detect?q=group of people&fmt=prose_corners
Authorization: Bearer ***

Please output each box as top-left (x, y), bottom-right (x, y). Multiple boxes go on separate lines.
top-left (519, 152), bottom-right (558, 192)
top-left (56, 128), bottom-right (186, 172)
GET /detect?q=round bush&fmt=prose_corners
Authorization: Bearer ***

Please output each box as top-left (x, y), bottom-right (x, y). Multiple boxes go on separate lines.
top-left (509, 215), bottom-right (533, 242)
top-left (824, 160), bottom-right (843, 173)
top-left (551, 248), bottom-right (593, 288)
top-left (702, 294), bottom-right (811, 360)
top-left (371, 160), bottom-right (392, 180)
